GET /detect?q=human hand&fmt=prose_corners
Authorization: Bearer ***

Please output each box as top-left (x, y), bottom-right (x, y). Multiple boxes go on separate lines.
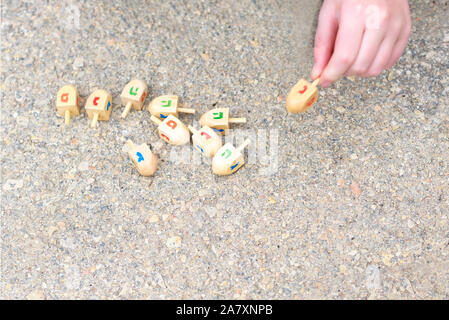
top-left (311, 0), bottom-right (411, 88)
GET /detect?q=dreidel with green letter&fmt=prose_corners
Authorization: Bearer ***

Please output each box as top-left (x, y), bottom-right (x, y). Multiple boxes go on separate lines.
top-left (188, 125), bottom-right (223, 158)
top-left (212, 139), bottom-right (250, 176)
top-left (120, 79), bottom-right (148, 118)
top-left (200, 108), bottom-right (246, 135)
top-left (85, 89), bottom-right (112, 128)
top-left (126, 140), bottom-right (158, 177)
top-left (148, 95), bottom-right (195, 119)
top-left (150, 115), bottom-right (191, 146)
top-left (56, 84), bottom-right (80, 125)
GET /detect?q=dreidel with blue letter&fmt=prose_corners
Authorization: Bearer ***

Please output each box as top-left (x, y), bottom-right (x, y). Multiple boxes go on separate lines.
top-left (200, 108), bottom-right (246, 135)
top-left (120, 79), bottom-right (148, 118)
top-left (286, 78), bottom-right (320, 113)
top-left (56, 84), bottom-right (80, 125)
top-left (148, 95), bottom-right (195, 119)
top-left (150, 115), bottom-right (190, 146)
top-left (188, 125), bottom-right (222, 158)
top-left (212, 139), bottom-right (250, 176)
top-left (85, 89), bottom-right (112, 128)
top-left (126, 140), bottom-right (158, 177)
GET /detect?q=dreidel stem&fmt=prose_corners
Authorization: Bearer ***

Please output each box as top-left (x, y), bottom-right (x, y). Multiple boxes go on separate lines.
top-left (150, 115), bottom-right (162, 126)
top-left (126, 140), bottom-right (135, 150)
top-left (312, 78), bottom-right (320, 87)
top-left (178, 107), bottom-right (196, 114)
top-left (237, 139), bottom-right (251, 152)
top-left (91, 112), bottom-right (99, 128)
top-left (188, 125), bottom-right (198, 135)
top-left (229, 117), bottom-right (246, 124)
top-left (121, 102), bottom-right (133, 119)
top-left (65, 110), bottom-right (71, 125)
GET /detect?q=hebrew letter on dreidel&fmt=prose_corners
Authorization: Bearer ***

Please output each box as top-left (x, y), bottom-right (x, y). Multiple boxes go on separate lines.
top-left (56, 84), bottom-right (80, 125)
top-left (166, 120), bottom-right (177, 129)
top-left (200, 108), bottom-right (245, 135)
top-left (201, 131), bottom-right (211, 140)
top-left (213, 112), bottom-right (224, 119)
top-left (162, 100), bottom-right (172, 107)
top-left (148, 96), bottom-right (195, 119)
top-left (286, 78), bottom-right (320, 113)
top-left (85, 89), bottom-right (112, 128)
top-left (221, 149), bottom-right (232, 159)
top-left (120, 79), bottom-right (148, 118)
top-left (212, 139), bottom-right (250, 176)
top-left (126, 140), bottom-right (158, 177)
top-left (189, 125), bottom-right (223, 158)
top-left (129, 87), bottom-right (138, 96)
top-left (151, 115), bottom-right (190, 146)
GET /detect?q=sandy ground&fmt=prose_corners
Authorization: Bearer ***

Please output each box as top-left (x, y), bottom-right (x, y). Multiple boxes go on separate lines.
top-left (1, 0), bottom-right (448, 299)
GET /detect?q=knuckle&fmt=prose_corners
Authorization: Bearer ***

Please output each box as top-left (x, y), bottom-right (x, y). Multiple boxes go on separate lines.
top-left (339, 52), bottom-right (355, 65)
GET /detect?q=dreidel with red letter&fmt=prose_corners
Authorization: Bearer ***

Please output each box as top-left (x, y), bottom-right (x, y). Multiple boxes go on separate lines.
top-left (150, 115), bottom-right (190, 146)
top-left (188, 125), bottom-right (223, 158)
top-left (200, 108), bottom-right (246, 135)
top-left (56, 85), bottom-right (80, 125)
top-left (148, 95), bottom-right (195, 119)
top-left (286, 78), bottom-right (320, 113)
top-left (126, 140), bottom-right (158, 177)
top-left (212, 139), bottom-right (250, 176)
top-left (120, 79), bottom-right (148, 118)
top-left (85, 89), bottom-right (112, 128)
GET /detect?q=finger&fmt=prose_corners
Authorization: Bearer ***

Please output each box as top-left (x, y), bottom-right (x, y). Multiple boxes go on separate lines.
top-left (319, 4), bottom-right (365, 87)
top-left (311, 1), bottom-right (339, 80)
top-left (366, 23), bottom-right (402, 77)
top-left (386, 22), bottom-right (411, 69)
top-left (346, 27), bottom-right (386, 77)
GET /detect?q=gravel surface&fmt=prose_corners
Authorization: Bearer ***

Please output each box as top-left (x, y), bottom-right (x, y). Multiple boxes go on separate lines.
top-left (1, 0), bottom-right (448, 299)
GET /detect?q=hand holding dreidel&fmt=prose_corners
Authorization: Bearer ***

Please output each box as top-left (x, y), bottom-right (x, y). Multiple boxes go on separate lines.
top-left (120, 79), bottom-right (148, 118)
top-left (200, 108), bottom-right (246, 135)
top-left (212, 139), bottom-right (250, 176)
top-left (188, 125), bottom-right (222, 158)
top-left (286, 78), bottom-right (320, 113)
top-left (148, 95), bottom-right (195, 119)
top-left (126, 140), bottom-right (158, 177)
top-left (56, 85), bottom-right (80, 125)
top-left (150, 115), bottom-right (191, 146)
top-left (85, 89), bottom-right (112, 128)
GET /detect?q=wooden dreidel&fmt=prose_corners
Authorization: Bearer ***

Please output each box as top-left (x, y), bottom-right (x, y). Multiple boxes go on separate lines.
top-left (120, 79), bottom-right (148, 118)
top-left (286, 78), bottom-right (320, 113)
top-left (212, 139), bottom-right (250, 176)
top-left (150, 115), bottom-right (190, 146)
top-left (126, 140), bottom-right (158, 176)
top-left (148, 95), bottom-right (195, 119)
top-left (85, 89), bottom-right (112, 128)
top-left (199, 108), bottom-right (246, 135)
top-left (56, 85), bottom-right (80, 125)
top-left (188, 125), bottom-right (223, 158)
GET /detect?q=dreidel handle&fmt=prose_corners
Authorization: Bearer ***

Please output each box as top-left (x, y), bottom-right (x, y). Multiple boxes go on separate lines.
top-left (65, 110), bottom-right (71, 125)
top-left (91, 112), bottom-right (99, 128)
top-left (229, 117), bottom-right (246, 124)
top-left (188, 125), bottom-right (198, 135)
top-left (127, 140), bottom-right (135, 150)
top-left (237, 139), bottom-right (251, 152)
top-left (312, 78), bottom-right (320, 87)
top-left (121, 102), bottom-right (133, 119)
top-left (178, 107), bottom-right (196, 114)
top-left (150, 115), bottom-right (163, 126)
